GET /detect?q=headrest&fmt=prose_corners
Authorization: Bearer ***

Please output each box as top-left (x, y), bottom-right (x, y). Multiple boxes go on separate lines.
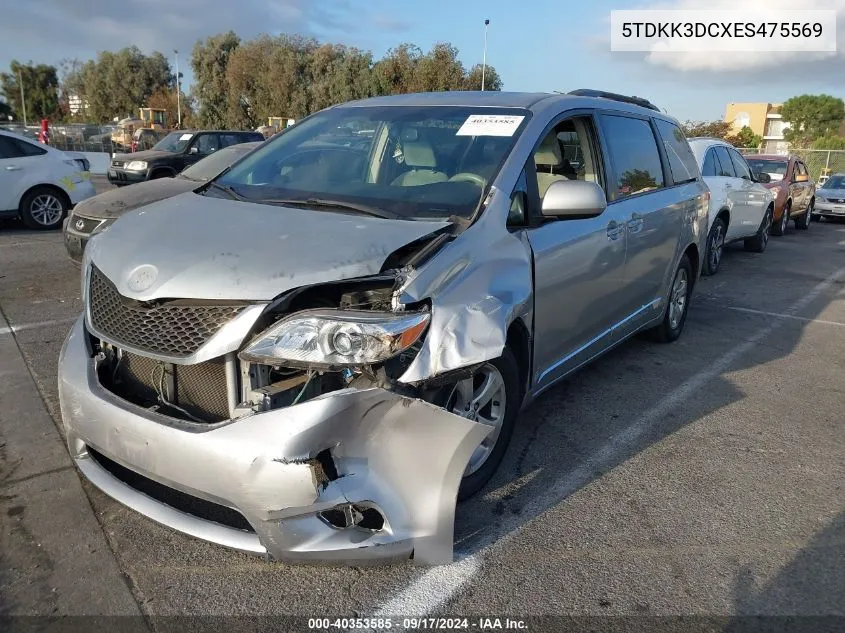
top-left (403, 141), bottom-right (437, 168)
top-left (400, 128), bottom-right (419, 142)
top-left (534, 135), bottom-right (562, 166)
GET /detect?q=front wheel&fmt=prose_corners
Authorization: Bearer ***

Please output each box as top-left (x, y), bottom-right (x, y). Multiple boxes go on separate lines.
top-left (649, 254), bottom-right (693, 344)
top-left (744, 206), bottom-right (773, 253)
top-left (19, 187), bottom-right (68, 230)
top-left (703, 217), bottom-right (726, 276)
top-left (772, 203), bottom-right (790, 236)
top-left (433, 347), bottom-right (521, 501)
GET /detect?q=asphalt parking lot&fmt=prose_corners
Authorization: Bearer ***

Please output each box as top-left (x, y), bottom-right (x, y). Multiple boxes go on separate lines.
top-left (1, 176), bottom-right (843, 631)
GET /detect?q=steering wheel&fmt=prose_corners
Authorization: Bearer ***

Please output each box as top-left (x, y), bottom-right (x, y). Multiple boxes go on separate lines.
top-left (448, 172), bottom-right (487, 187)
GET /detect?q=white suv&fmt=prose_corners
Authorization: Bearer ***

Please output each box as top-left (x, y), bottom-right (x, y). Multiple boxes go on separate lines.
top-left (687, 138), bottom-right (775, 275)
top-left (0, 129), bottom-right (96, 230)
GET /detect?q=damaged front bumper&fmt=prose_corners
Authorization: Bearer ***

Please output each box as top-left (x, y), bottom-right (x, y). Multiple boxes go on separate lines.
top-left (58, 316), bottom-right (490, 565)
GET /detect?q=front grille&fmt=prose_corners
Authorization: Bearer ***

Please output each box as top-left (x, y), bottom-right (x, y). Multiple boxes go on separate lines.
top-left (87, 446), bottom-right (254, 532)
top-left (88, 265), bottom-right (248, 358)
top-left (70, 214), bottom-right (104, 235)
top-left (109, 350), bottom-right (231, 423)
top-left (111, 160), bottom-right (124, 167)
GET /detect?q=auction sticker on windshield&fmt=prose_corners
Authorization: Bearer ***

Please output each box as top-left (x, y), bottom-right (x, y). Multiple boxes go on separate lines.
top-left (456, 114), bottom-right (524, 137)
top-left (179, 133), bottom-right (193, 140)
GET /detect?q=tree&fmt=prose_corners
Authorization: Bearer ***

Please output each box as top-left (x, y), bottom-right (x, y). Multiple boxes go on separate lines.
top-left (680, 120), bottom-right (733, 139)
top-left (412, 43), bottom-right (465, 92)
top-left (371, 44), bottom-right (422, 95)
top-left (781, 94), bottom-right (845, 147)
top-left (463, 64), bottom-right (502, 91)
top-left (811, 135), bottom-right (845, 150)
top-left (0, 61), bottom-right (60, 121)
top-left (147, 87), bottom-right (195, 129)
top-left (725, 125), bottom-right (762, 148)
top-left (73, 47), bottom-right (173, 123)
top-left (0, 99), bottom-right (11, 120)
top-left (191, 31), bottom-right (240, 128)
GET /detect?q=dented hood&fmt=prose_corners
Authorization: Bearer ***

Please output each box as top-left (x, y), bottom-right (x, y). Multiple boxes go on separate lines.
top-left (86, 192), bottom-right (450, 301)
top-left (73, 177), bottom-right (199, 219)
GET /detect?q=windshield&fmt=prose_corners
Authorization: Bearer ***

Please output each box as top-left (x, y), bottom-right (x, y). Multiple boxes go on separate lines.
top-left (746, 158), bottom-right (788, 182)
top-left (180, 145), bottom-right (252, 181)
top-left (215, 105), bottom-right (530, 220)
top-left (153, 131), bottom-right (194, 153)
top-left (821, 175), bottom-right (845, 189)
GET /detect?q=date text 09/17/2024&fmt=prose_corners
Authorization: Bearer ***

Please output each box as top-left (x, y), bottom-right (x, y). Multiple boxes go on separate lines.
top-left (307, 617), bottom-right (529, 630)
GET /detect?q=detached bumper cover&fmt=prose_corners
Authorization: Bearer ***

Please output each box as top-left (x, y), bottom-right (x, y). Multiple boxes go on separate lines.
top-left (58, 316), bottom-right (490, 565)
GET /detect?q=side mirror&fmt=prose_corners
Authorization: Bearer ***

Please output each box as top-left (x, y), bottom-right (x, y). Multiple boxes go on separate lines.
top-left (189, 146), bottom-right (199, 155)
top-left (755, 172), bottom-right (771, 184)
top-left (795, 173), bottom-right (809, 183)
top-left (541, 180), bottom-right (607, 219)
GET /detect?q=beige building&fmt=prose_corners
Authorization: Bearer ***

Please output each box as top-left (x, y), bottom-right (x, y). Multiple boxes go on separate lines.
top-left (724, 102), bottom-right (789, 153)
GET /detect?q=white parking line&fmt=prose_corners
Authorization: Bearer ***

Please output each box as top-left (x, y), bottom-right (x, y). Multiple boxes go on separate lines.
top-left (0, 317), bottom-right (78, 336)
top-left (370, 265), bottom-right (845, 620)
top-left (727, 306), bottom-right (845, 327)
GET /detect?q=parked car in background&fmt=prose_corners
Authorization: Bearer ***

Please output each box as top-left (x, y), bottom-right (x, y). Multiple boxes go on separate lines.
top-left (59, 89), bottom-right (708, 565)
top-left (812, 172), bottom-right (845, 221)
top-left (64, 142), bottom-right (262, 265)
top-left (0, 129), bottom-right (95, 230)
top-left (744, 154), bottom-right (815, 236)
top-left (687, 138), bottom-right (775, 275)
top-left (107, 129), bottom-right (264, 186)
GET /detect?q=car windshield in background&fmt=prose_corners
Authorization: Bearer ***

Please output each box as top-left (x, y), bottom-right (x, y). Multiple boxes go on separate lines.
top-left (153, 132), bottom-right (194, 153)
top-left (214, 105), bottom-right (531, 220)
top-left (180, 145), bottom-right (249, 181)
top-left (822, 175), bottom-right (845, 189)
top-left (746, 158), bottom-right (788, 182)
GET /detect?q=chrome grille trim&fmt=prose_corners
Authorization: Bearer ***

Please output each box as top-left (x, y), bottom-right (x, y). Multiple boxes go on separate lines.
top-left (86, 265), bottom-right (250, 359)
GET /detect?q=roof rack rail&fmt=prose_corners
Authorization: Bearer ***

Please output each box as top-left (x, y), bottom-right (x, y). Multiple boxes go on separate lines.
top-left (567, 89), bottom-right (661, 112)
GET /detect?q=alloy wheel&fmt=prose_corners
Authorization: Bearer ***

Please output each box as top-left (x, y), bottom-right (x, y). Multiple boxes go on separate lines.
top-left (762, 210), bottom-right (772, 247)
top-left (446, 364), bottom-right (508, 477)
top-left (709, 224), bottom-right (724, 271)
top-left (780, 207), bottom-right (789, 234)
top-left (668, 267), bottom-right (689, 330)
top-left (29, 194), bottom-right (64, 227)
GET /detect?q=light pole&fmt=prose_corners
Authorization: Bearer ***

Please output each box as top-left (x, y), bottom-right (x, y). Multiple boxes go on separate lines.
top-left (481, 19), bottom-right (490, 91)
top-left (174, 50), bottom-right (181, 128)
top-left (18, 69), bottom-right (27, 127)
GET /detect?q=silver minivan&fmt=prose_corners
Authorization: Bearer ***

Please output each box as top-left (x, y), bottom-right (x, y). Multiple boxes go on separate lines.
top-left (59, 90), bottom-right (708, 565)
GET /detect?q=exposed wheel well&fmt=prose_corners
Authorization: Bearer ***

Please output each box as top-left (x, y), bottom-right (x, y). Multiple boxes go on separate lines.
top-left (18, 184), bottom-right (71, 213)
top-left (506, 318), bottom-right (531, 402)
top-left (684, 243), bottom-right (700, 285)
top-left (716, 208), bottom-right (730, 227)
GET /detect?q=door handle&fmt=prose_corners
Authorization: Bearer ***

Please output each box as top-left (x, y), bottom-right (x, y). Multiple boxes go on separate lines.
top-left (724, 182), bottom-right (733, 189)
top-left (5, 165), bottom-right (20, 171)
top-left (607, 220), bottom-right (623, 240)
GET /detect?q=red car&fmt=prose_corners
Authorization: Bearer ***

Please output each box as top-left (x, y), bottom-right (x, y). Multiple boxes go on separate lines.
top-left (744, 154), bottom-right (815, 236)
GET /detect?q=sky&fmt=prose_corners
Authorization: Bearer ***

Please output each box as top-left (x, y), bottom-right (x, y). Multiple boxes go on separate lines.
top-left (1, 0), bottom-right (844, 122)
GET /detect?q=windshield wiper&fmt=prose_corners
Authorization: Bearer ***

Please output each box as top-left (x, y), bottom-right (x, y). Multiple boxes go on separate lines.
top-left (205, 181), bottom-right (247, 201)
top-left (259, 197), bottom-right (402, 220)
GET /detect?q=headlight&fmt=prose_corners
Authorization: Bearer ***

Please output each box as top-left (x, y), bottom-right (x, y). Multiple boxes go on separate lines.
top-left (126, 160), bottom-right (148, 171)
top-left (239, 309), bottom-right (430, 369)
top-left (817, 196), bottom-right (826, 203)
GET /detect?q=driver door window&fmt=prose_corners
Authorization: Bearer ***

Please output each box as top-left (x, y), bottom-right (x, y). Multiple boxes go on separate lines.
top-left (194, 134), bottom-right (219, 156)
top-left (531, 117), bottom-right (601, 205)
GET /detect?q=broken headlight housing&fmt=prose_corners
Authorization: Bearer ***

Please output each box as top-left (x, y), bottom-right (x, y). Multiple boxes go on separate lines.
top-left (238, 309), bottom-right (429, 369)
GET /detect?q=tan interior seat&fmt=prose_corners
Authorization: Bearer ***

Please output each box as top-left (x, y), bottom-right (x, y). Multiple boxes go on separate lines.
top-left (534, 135), bottom-right (567, 197)
top-left (391, 141), bottom-right (449, 186)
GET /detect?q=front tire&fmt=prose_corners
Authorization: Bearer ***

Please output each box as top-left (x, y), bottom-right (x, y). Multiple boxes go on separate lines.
top-left (744, 206), bottom-right (772, 253)
top-left (772, 202), bottom-right (790, 236)
top-left (649, 254), bottom-right (693, 344)
top-left (796, 200), bottom-right (812, 230)
top-left (703, 217), bottom-right (726, 276)
top-left (433, 347), bottom-right (521, 501)
top-left (19, 186), bottom-right (68, 230)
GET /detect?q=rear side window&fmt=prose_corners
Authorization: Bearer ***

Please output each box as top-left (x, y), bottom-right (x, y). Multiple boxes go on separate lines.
top-left (702, 149), bottom-right (718, 177)
top-left (728, 149), bottom-right (752, 180)
top-left (654, 119), bottom-right (699, 185)
top-left (714, 146), bottom-right (735, 177)
top-left (601, 115), bottom-right (665, 201)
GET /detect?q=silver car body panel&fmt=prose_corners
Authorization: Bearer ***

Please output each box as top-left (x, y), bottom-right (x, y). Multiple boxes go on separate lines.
top-left (61, 91), bottom-right (708, 564)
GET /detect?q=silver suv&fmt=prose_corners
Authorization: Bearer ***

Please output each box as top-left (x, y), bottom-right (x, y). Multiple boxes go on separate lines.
top-left (59, 90), bottom-right (708, 565)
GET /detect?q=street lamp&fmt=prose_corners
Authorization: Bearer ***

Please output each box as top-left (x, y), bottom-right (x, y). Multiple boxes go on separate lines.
top-left (174, 49), bottom-right (181, 128)
top-left (481, 19), bottom-right (490, 91)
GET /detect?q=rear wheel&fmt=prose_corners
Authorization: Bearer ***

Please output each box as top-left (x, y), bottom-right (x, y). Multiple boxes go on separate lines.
top-left (744, 206), bottom-right (773, 253)
top-left (703, 217), bottom-right (726, 276)
top-left (433, 347), bottom-right (520, 501)
top-left (796, 199), bottom-right (812, 230)
top-left (19, 186), bottom-right (67, 230)
top-left (649, 254), bottom-right (693, 343)
top-left (772, 202), bottom-right (790, 236)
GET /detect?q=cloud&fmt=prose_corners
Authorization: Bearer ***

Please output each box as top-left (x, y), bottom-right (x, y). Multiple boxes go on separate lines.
top-left (0, 0), bottom-right (406, 78)
top-left (616, 0), bottom-right (845, 74)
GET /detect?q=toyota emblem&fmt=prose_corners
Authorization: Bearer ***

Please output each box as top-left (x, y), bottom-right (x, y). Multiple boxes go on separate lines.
top-left (75, 218), bottom-right (85, 231)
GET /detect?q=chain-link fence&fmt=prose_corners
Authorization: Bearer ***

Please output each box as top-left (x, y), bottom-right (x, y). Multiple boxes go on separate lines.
top-left (738, 148), bottom-right (845, 182)
top-left (47, 123), bottom-right (119, 154)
